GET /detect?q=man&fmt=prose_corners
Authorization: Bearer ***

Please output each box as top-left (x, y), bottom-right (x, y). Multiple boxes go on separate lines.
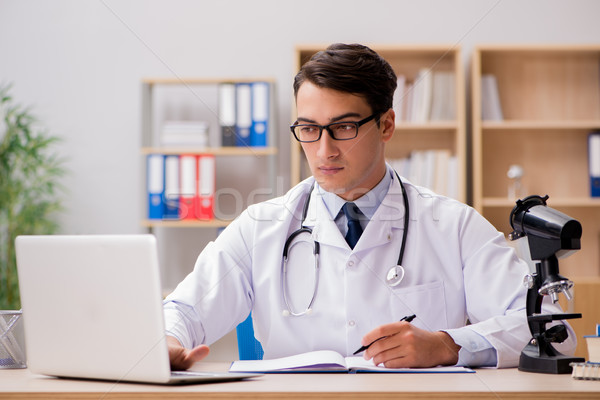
top-left (164, 43), bottom-right (576, 370)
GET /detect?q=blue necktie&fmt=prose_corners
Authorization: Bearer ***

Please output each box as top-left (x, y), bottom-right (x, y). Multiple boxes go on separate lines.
top-left (342, 202), bottom-right (363, 249)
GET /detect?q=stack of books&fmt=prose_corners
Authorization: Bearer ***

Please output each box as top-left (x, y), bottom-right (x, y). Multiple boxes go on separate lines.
top-left (388, 150), bottom-right (458, 200)
top-left (393, 70), bottom-right (456, 123)
top-left (160, 120), bottom-right (209, 148)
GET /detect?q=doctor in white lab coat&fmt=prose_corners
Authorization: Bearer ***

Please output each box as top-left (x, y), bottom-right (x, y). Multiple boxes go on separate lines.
top-left (164, 43), bottom-right (576, 370)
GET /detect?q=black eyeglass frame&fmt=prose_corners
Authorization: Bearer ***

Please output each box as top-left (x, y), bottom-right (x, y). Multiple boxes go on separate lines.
top-left (290, 113), bottom-right (378, 143)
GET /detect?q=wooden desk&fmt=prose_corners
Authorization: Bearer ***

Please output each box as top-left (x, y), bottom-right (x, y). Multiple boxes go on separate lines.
top-left (0, 363), bottom-right (599, 399)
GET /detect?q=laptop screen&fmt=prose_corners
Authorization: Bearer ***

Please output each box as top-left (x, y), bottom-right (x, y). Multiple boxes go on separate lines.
top-left (16, 234), bottom-right (173, 383)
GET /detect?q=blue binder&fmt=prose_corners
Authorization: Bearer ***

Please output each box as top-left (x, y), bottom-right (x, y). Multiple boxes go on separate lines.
top-left (163, 155), bottom-right (180, 219)
top-left (235, 83), bottom-right (252, 147)
top-left (218, 83), bottom-right (236, 147)
top-left (250, 82), bottom-right (269, 147)
top-left (146, 154), bottom-right (164, 219)
top-left (590, 131), bottom-right (600, 197)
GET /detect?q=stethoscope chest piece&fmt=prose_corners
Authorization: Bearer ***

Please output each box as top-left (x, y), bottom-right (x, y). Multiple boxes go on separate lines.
top-left (386, 265), bottom-right (405, 287)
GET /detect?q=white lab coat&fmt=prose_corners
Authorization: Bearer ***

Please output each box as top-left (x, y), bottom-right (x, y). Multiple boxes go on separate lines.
top-left (164, 175), bottom-right (576, 368)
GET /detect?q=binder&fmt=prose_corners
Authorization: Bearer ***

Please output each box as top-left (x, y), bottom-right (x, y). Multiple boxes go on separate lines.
top-left (481, 74), bottom-right (503, 121)
top-left (412, 68), bottom-right (433, 123)
top-left (235, 83), bottom-right (252, 147)
top-left (393, 75), bottom-right (406, 123)
top-left (250, 82), bottom-right (269, 147)
top-left (146, 154), bottom-right (164, 219)
top-left (589, 131), bottom-right (600, 197)
top-left (179, 155), bottom-right (198, 220)
top-left (197, 154), bottom-right (215, 220)
top-left (219, 83), bottom-right (236, 147)
top-left (163, 155), bottom-right (180, 219)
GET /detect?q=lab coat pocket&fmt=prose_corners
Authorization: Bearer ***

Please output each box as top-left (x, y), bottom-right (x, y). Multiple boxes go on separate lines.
top-left (389, 280), bottom-right (448, 332)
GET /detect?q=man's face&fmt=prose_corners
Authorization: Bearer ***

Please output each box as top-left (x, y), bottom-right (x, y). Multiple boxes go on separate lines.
top-left (295, 81), bottom-right (394, 201)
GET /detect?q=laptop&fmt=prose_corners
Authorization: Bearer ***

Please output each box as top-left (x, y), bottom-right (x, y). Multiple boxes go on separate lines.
top-left (15, 234), bottom-right (261, 385)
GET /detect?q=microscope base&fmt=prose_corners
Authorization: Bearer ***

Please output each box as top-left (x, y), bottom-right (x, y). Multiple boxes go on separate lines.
top-left (519, 345), bottom-right (585, 374)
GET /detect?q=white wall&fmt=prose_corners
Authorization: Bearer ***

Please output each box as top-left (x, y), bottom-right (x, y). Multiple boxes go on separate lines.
top-left (2, 0), bottom-right (599, 360)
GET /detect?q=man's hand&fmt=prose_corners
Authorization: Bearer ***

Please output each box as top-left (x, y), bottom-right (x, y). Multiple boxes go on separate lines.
top-left (167, 335), bottom-right (210, 370)
top-left (361, 321), bottom-right (461, 368)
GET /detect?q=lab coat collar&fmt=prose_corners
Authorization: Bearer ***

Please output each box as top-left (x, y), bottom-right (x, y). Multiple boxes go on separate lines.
top-left (302, 174), bottom-right (407, 250)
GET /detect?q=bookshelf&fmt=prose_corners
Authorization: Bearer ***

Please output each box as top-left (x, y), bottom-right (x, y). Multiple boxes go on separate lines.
top-left (472, 45), bottom-right (600, 359)
top-left (141, 78), bottom-right (278, 228)
top-left (291, 45), bottom-right (466, 203)
top-left (471, 45), bottom-right (600, 277)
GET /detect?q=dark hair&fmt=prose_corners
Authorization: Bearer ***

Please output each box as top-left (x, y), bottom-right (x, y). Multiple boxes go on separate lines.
top-left (293, 43), bottom-right (397, 117)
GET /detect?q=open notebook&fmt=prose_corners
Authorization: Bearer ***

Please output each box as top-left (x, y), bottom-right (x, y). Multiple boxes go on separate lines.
top-left (15, 234), bottom-right (261, 385)
top-left (230, 350), bottom-right (474, 373)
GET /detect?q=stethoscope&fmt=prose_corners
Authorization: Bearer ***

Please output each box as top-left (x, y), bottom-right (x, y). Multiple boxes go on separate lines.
top-left (281, 171), bottom-right (409, 317)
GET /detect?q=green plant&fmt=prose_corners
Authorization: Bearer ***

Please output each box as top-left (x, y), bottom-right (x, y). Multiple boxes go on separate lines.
top-left (0, 84), bottom-right (65, 310)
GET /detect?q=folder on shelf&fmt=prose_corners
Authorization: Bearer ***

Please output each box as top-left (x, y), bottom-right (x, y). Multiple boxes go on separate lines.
top-left (411, 68), bottom-right (433, 123)
top-left (163, 155), bottom-right (180, 219)
top-left (235, 83), bottom-right (252, 147)
top-left (197, 154), bottom-right (215, 220)
top-left (146, 154), bottom-right (164, 220)
top-left (179, 155), bottom-right (198, 220)
top-left (433, 150), bottom-right (452, 196)
top-left (429, 71), bottom-right (455, 121)
top-left (219, 83), bottom-right (237, 147)
top-left (481, 74), bottom-right (503, 121)
top-left (590, 131), bottom-right (600, 197)
top-left (250, 82), bottom-right (269, 147)
top-left (393, 75), bottom-right (406, 123)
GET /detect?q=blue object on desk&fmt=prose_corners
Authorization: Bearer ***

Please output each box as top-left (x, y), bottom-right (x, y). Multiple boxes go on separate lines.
top-left (236, 313), bottom-right (264, 360)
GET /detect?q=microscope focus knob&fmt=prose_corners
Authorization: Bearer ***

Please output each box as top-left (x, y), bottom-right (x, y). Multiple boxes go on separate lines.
top-left (541, 325), bottom-right (569, 344)
top-left (523, 274), bottom-right (535, 289)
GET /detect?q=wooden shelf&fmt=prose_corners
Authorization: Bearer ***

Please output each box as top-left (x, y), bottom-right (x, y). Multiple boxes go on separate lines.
top-left (482, 197), bottom-right (600, 208)
top-left (142, 77), bottom-right (276, 85)
top-left (141, 77), bottom-right (279, 231)
top-left (482, 120), bottom-right (600, 130)
top-left (142, 219), bottom-right (231, 228)
top-left (471, 44), bottom-right (600, 286)
top-left (395, 121), bottom-right (458, 130)
top-left (141, 147), bottom-right (278, 156)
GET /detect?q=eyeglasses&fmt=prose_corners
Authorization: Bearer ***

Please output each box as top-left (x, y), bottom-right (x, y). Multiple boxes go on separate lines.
top-left (290, 113), bottom-right (377, 143)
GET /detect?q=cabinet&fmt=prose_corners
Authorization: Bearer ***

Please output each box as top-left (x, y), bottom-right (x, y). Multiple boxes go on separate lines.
top-left (291, 45), bottom-right (466, 203)
top-left (141, 78), bottom-right (278, 228)
top-left (471, 45), bottom-right (600, 278)
top-left (472, 45), bottom-right (600, 358)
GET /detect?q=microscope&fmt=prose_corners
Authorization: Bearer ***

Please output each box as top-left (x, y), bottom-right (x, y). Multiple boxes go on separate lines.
top-left (509, 194), bottom-right (586, 374)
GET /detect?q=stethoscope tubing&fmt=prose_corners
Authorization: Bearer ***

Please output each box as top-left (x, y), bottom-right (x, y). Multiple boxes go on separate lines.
top-left (281, 171), bottom-right (409, 317)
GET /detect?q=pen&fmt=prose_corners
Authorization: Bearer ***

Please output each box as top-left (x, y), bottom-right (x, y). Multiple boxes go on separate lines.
top-left (352, 314), bottom-right (416, 355)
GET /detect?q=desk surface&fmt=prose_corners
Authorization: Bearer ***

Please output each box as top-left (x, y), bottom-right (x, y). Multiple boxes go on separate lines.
top-left (0, 363), bottom-right (599, 400)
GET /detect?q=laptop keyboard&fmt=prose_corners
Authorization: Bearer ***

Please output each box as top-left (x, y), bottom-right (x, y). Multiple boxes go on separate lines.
top-left (171, 371), bottom-right (219, 377)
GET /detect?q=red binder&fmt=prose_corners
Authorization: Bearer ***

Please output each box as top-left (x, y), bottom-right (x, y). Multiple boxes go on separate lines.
top-left (197, 154), bottom-right (215, 220)
top-left (179, 154), bottom-right (198, 220)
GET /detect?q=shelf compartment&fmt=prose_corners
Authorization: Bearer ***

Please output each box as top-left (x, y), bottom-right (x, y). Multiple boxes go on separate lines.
top-left (141, 147), bottom-right (278, 156)
top-left (482, 120), bottom-right (600, 130)
top-left (480, 129), bottom-right (593, 199)
top-left (386, 128), bottom-right (458, 159)
top-left (480, 48), bottom-right (600, 121)
top-left (482, 204), bottom-right (600, 278)
top-left (142, 219), bottom-right (231, 228)
top-left (482, 197), bottom-right (600, 208)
